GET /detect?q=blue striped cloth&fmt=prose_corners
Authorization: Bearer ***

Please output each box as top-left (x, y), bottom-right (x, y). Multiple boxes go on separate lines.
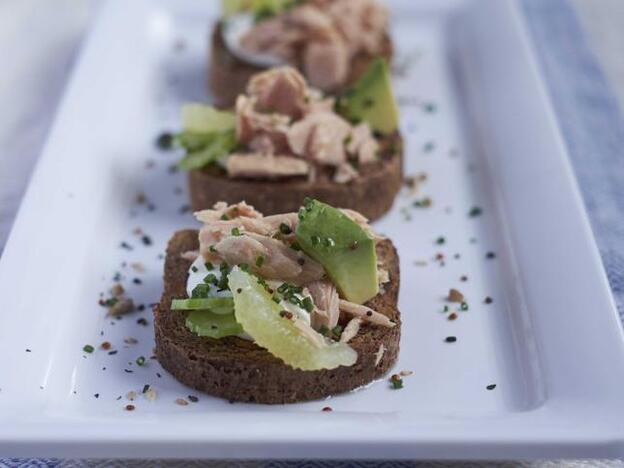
top-left (2, 0), bottom-right (623, 466)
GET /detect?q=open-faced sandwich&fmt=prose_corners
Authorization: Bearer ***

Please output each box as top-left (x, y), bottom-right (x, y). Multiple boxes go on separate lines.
top-left (210, 0), bottom-right (393, 107)
top-left (176, 62), bottom-right (402, 221)
top-left (154, 198), bottom-right (401, 404)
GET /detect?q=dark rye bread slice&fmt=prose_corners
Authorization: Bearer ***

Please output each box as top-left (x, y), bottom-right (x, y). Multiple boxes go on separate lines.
top-left (189, 132), bottom-right (403, 222)
top-left (209, 21), bottom-right (394, 108)
top-left (154, 229), bottom-right (401, 404)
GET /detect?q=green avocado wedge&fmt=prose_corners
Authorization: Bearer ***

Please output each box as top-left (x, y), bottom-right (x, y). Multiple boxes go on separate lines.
top-left (337, 58), bottom-right (399, 135)
top-left (295, 199), bottom-right (379, 304)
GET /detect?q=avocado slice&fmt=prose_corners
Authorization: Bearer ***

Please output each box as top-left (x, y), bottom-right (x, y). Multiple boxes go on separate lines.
top-left (295, 199), bottom-right (379, 304)
top-left (337, 58), bottom-right (399, 135)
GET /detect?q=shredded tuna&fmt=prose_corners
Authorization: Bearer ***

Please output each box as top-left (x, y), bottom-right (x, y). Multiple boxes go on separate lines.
top-left (307, 280), bottom-right (340, 330)
top-left (338, 299), bottom-right (395, 328)
top-left (238, 0), bottom-right (389, 92)
top-left (247, 67), bottom-right (308, 119)
top-left (287, 111), bottom-right (351, 165)
top-left (195, 201), bottom-right (262, 223)
top-left (303, 38), bottom-right (349, 91)
top-left (340, 318), bottom-right (362, 343)
top-left (181, 250), bottom-right (200, 261)
top-left (292, 319), bottom-right (326, 349)
top-left (227, 154), bottom-right (309, 179)
top-left (347, 123), bottom-right (379, 164)
top-left (333, 163), bottom-right (358, 184)
top-left (236, 95), bottom-right (291, 153)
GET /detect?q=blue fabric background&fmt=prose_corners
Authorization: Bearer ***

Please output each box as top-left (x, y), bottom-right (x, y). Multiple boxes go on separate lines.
top-left (2, 0), bottom-right (624, 466)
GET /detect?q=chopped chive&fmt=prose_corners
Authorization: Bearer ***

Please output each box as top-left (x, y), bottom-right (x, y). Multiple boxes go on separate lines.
top-left (231, 227), bottom-right (241, 236)
top-left (279, 223), bottom-right (292, 235)
top-left (301, 296), bottom-right (314, 312)
top-left (436, 236), bottom-right (446, 245)
top-left (205, 262), bottom-right (214, 270)
top-left (460, 302), bottom-right (469, 311)
top-left (255, 256), bottom-right (265, 268)
top-left (469, 206), bottom-right (482, 217)
top-left (220, 214), bottom-right (229, 221)
top-left (191, 266), bottom-right (198, 273)
top-left (83, 344), bottom-right (95, 354)
top-left (136, 356), bottom-right (146, 366)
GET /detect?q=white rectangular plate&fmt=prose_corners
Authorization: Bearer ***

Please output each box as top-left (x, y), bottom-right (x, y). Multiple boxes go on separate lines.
top-left (1, 0), bottom-right (624, 460)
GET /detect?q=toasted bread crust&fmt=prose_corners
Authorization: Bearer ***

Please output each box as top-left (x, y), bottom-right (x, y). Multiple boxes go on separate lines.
top-left (208, 22), bottom-right (394, 108)
top-left (154, 229), bottom-right (401, 404)
top-left (189, 133), bottom-right (403, 221)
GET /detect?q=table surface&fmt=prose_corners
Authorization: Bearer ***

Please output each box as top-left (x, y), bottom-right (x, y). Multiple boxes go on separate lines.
top-left (1, 0), bottom-right (624, 466)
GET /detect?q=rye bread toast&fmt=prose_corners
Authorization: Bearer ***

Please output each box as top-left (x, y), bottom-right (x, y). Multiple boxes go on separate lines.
top-left (188, 132), bottom-right (403, 221)
top-left (154, 229), bottom-right (401, 404)
top-left (208, 22), bottom-right (394, 108)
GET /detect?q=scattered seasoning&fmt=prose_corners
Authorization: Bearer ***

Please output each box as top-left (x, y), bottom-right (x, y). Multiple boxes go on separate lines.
top-left (443, 305), bottom-right (449, 312)
top-left (127, 391), bottom-right (137, 401)
top-left (400, 370), bottom-right (413, 377)
top-left (108, 298), bottom-right (135, 317)
top-left (486, 251), bottom-right (496, 259)
top-left (255, 255), bottom-right (265, 268)
top-left (445, 336), bottom-right (457, 343)
top-left (460, 275), bottom-right (468, 282)
top-left (179, 204), bottom-right (191, 214)
top-left (279, 310), bottom-right (294, 320)
top-left (137, 318), bottom-right (149, 326)
top-left (142, 384), bottom-right (151, 394)
top-left (460, 302), bottom-right (469, 311)
top-left (188, 395), bottom-right (199, 403)
top-left (486, 384), bottom-right (497, 391)
top-left (108, 350), bottom-right (118, 355)
top-left (141, 235), bottom-right (152, 246)
top-left (137, 304), bottom-right (146, 311)
top-left (279, 223), bottom-right (292, 235)
top-left (448, 312), bottom-right (458, 321)
top-left (124, 369), bottom-right (134, 373)
top-left (484, 296), bottom-right (493, 304)
top-left (448, 288), bottom-right (464, 303)
top-left (390, 374), bottom-right (404, 389)
top-left (322, 406), bottom-right (333, 412)
top-left (25, 349), bottom-right (31, 353)
top-left (136, 356), bottom-right (146, 366)
top-left (231, 227), bottom-right (241, 236)
top-left (413, 260), bottom-right (428, 267)
top-left (125, 404), bottom-right (135, 411)
top-left (120, 241), bottom-right (133, 251)
top-left (413, 197), bottom-right (432, 208)
top-left (83, 344), bottom-right (95, 354)
top-left (156, 373), bottom-right (162, 378)
top-left (145, 388), bottom-right (157, 401)
top-left (468, 206), bottom-right (482, 217)
top-left (133, 278), bottom-right (142, 285)
top-left (175, 398), bottom-right (189, 406)
top-left (236, 288), bottom-right (242, 294)
top-left (422, 102), bottom-right (437, 113)
top-left (135, 192), bottom-right (147, 204)
top-left (111, 283), bottom-right (125, 297)
top-left (454, 253), bottom-right (461, 259)
top-left (423, 141), bottom-right (435, 153)
top-left (101, 342), bottom-right (112, 350)
top-left (435, 236), bottom-right (446, 245)
top-left (94, 393), bottom-right (100, 399)
top-left (156, 132), bottom-right (174, 150)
